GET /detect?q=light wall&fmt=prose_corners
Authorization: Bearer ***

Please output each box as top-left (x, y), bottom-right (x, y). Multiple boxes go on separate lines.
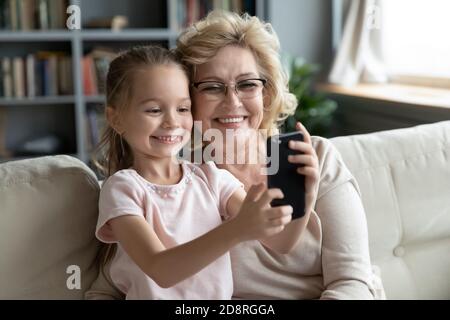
top-left (269, 0), bottom-right (333, 71)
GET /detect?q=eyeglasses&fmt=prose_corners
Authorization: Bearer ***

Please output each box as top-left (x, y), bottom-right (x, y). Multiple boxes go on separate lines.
top-left (192, 78), bottom-right (266, 101)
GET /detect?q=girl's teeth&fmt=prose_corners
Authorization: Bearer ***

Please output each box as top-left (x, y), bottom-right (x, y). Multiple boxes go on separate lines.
top-left (156, 136), bottom-right (181, 142)
top-left (218, 117), bottom-right (244, 124)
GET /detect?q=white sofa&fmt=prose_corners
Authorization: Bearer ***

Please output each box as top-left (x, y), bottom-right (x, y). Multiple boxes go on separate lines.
top-left (0, 121), bottom-right (449, 299)
top-left (332, 121), bottom-right (450, 299)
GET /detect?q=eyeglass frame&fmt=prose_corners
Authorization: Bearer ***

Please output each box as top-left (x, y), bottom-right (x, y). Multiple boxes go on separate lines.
top-left (191, 78), bottom-right (267, 101)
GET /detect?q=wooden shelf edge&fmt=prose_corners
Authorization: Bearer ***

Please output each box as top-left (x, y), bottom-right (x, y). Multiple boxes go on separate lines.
top-left (317, 83), bottom-right (450, 110)
top-left (0, 29), bottom-right (178, 42)
top-left (0, 96), bottom-right (76, 106)
top-left (0, 30), bottom-right (73, 41)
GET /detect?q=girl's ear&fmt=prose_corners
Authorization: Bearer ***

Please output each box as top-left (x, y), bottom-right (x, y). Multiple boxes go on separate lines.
top-left (106, 106), bottom-right (123, 134)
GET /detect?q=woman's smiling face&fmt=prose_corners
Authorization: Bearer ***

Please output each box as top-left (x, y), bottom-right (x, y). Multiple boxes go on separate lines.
top-left (191, 45), bottom-right (265, 136)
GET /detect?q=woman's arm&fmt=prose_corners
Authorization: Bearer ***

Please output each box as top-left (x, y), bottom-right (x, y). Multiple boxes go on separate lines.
top-left (109, 184), bottom-right (291, 288)
top-left (317, 181), bottom-right (375, 299)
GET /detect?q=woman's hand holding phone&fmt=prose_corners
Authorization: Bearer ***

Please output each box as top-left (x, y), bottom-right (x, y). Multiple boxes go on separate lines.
top-left (287, 122), bottom-right (319, 219)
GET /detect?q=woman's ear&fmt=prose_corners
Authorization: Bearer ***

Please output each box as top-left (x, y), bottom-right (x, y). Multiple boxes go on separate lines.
top-left (106, 106), bottom-right (123, 134)
top-left (263, 93), bottom-right (271, 112)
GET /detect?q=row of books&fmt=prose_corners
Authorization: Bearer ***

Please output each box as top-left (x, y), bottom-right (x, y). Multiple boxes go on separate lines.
top-left (170, 0), bottom-right (256, 30)
top-left (0, 0), bottom-right (256, 32)
top-left (0, 52), bottom-right (73, 98)
top-left (0, 0), bottom-right (68, 31)
top-left (82, 47), bottom-right (117, 96)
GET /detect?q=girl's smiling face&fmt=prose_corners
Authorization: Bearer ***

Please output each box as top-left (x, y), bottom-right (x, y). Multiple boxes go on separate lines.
top-left (113, 64), bottom-right (193, 161)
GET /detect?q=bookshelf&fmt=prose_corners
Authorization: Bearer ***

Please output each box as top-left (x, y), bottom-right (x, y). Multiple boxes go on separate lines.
top-left (0, 0), bottom-right (268, 165)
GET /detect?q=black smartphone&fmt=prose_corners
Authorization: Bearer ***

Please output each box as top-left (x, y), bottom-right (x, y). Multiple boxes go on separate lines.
top-left (266, 131), bottom-right (306, 219)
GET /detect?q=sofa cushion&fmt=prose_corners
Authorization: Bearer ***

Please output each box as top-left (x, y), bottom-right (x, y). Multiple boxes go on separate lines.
top-left (0, 155), bottom-right (101, 299)
top-left (331, 121), bottom-right (450, 299)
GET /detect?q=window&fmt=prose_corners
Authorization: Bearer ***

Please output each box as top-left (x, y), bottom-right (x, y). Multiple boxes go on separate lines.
top-left (382, 0), bottom-right (450, 86)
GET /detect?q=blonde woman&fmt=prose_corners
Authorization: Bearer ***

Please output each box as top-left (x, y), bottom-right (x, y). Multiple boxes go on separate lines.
top-left (86, 10), bottom-right (384, 300)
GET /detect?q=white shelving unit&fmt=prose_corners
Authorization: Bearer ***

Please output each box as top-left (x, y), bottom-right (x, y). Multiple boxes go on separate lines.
top-left (0, 0), bottom-right (267, 164)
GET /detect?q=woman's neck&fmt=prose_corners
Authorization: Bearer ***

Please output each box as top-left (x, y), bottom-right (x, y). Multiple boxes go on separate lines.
top-left (217, 163), bottom-right (266, 191)
top-left (203, 131), bottom-right (268, 190)
top-left (132, 156), bottom-right (183, 185)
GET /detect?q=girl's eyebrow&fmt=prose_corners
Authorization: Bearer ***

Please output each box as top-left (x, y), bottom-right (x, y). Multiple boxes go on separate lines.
top-left (138, 97), bottom-right (191, 105)
top-left (138, 97), bottom-right (158, 105)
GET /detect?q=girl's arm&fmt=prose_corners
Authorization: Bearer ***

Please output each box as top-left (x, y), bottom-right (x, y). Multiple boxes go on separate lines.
top-left (227, 189), bottom-right (306, 253)
top-left (109, 184), bottom-right (291, 288)
top-left (226, 122), bottom-right (319, 254)
top-left (227, 187), bottom-right (303, 253)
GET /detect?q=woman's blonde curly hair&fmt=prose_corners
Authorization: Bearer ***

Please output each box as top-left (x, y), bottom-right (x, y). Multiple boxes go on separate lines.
top-left (176, 10), bottom-right (297, 135)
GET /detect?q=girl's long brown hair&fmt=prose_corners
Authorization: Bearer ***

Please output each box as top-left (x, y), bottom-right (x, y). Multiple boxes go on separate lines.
top-left (93, 45), bottom-right (188, 178)
top-left (91, 46), bottom-right (189, 278)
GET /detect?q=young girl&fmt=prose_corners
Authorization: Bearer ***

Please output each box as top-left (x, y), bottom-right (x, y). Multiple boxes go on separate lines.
top-left (94, 45), bottom-right (293, 299)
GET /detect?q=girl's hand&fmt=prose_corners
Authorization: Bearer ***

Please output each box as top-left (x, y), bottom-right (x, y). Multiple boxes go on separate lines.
top-left (287, 122), bottom-right (319, 217)
top-left (230, 183), bottom-right (293, 242)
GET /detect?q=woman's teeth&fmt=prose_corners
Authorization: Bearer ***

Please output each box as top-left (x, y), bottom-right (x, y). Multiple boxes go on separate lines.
top-left (154, 136), bottom-right (182, 143)
top-left (218, 117), bottom-right (244, 124)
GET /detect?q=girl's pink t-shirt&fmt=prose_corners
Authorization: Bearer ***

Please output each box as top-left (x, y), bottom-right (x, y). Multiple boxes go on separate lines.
top-left (96, 161), bottom-right (243, 300)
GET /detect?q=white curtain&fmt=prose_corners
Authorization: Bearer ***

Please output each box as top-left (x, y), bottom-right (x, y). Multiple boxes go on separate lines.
top-left (328, 0), bottom-right (387, 86)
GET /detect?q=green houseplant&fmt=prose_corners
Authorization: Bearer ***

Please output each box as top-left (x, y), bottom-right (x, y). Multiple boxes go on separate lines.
top-left (282, 56), bottom-right (337, 137)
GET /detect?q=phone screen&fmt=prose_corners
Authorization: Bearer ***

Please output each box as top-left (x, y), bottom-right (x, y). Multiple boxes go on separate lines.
top-left (266, 132), bottom-right (306, 219)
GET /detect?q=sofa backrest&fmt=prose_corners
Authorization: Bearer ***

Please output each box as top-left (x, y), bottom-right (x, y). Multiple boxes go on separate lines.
top-left (331, 121), bottom-right (450, 299)
top-left (1, 122), bottom-right (449, 299)
top-left (0, 155), bottom-right (101, 299)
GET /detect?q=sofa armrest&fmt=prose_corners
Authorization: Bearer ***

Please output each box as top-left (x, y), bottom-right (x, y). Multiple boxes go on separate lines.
top-left (0, 155), bottom-right (102, 299)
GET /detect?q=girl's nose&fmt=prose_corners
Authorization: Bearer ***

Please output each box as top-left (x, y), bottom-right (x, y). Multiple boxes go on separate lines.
top-left (162, 111), bottom-right (180, 128)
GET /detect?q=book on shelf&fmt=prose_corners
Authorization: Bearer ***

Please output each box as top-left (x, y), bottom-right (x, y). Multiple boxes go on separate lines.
top-left (0, 52), bottom-right (73, 99)
top-left (83, 47), bottom-right (118, 96)
top-left (12, 56), bottom-right (25, 98)
top-left (19, 0), bottom-right (36, 31)
top-left (9, 0), bottom-right (19, 30)
top-left (0, 0), bottom-right (68, 31)
top-left (82, 55), bottom-right (98, 96)
top-left (48, 0), bottom-right (65, 30)
top-left (1, 57), bottom-right (13, 98)
top-left (26, 54), bottom-right (35, 97)
top-left (58, 55), bottom-right (72, 96)
top-left (42, 53), bottom-right (58, 96)
top-left (170, 0), bottom-right (254, 31)
top-left (37, 0), bottom-right (48, 29)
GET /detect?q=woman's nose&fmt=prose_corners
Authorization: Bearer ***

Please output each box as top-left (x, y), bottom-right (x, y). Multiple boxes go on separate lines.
top-left (222, 86), bottom-right (242, 110)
